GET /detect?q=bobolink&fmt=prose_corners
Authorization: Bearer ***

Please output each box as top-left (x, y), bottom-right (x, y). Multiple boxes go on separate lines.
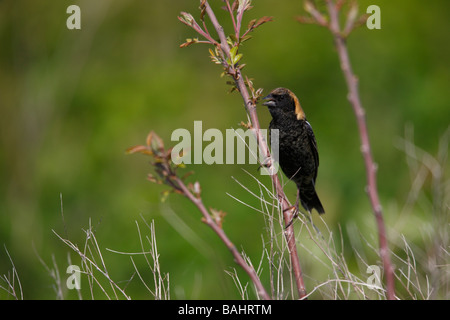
top-left (263, 87), bottom-right (325, 215)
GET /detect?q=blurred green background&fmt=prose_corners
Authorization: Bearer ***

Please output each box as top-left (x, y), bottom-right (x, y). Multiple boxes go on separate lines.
top-left (0, 0), bottom-right (448, 299)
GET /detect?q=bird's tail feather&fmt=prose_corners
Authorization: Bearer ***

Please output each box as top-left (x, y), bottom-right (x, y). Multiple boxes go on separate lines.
top-left (299, 184), bottom-right (325, 214)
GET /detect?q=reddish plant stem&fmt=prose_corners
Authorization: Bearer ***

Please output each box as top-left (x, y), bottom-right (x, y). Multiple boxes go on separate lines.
top-left (325, 0), bottom-right (395, 300)
top-left (224, 0), bottom-right (238, 40)
top-left (174, 176), bottom-right (270, 300)
top-left (203, 1), bottom-right (307, 299)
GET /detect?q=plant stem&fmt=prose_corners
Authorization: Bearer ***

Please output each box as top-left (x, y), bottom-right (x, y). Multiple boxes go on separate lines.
top-left (325, 0), bottom-right (395, 300)
top-left (174, 177), bottom-right (270, 300)
top-left (204, 1), bottom-right (307, 299)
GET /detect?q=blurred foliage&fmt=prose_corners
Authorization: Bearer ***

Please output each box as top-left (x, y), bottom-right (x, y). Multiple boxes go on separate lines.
top-left (0, 0), bottom-right (448, 299)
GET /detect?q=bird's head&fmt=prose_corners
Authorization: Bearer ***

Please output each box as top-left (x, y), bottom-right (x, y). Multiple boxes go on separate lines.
top-left (262, 87), bottom-right (305, 120)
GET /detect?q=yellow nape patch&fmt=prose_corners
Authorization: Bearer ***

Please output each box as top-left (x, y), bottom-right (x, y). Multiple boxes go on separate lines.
top-left (289, 91), bottom-right (305, 120)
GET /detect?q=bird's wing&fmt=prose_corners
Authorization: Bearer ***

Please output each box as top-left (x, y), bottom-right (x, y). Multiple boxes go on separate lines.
top-left (305, 121), bottom-right (319, 182)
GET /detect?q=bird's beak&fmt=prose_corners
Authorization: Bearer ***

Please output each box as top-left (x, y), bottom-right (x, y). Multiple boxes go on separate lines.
top-left (262, 94), bottom-right (276, 107)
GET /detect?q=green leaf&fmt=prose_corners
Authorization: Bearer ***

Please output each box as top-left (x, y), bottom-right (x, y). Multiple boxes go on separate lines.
top-left (233, 53), bottom-right (243, 65)
top-left (178, 12), bottom-right (195, 25)
top-left (230, 46), bottom-right (238, 59)
top-left (240, 35), bottom-right (253, 43)
top-left (228, 34), bottom-right (238, 44)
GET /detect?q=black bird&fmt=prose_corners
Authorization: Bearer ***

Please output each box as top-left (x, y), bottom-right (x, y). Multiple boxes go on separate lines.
top-left (262, 87), bottom-right (325, 215)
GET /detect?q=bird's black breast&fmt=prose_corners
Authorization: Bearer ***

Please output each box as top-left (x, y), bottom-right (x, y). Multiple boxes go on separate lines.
top-left (269, 116), bottom-right (319, 185)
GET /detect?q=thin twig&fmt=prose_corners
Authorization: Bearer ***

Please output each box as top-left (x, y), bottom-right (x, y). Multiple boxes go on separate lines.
top-left (53, 229), bottom-right (131, 300)
top-left (202, 0), bottom-right (307, 299)
top-left (323, 0), bottom-right (396, 300)
top-left (174, 175), bottom-right (270, 300)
